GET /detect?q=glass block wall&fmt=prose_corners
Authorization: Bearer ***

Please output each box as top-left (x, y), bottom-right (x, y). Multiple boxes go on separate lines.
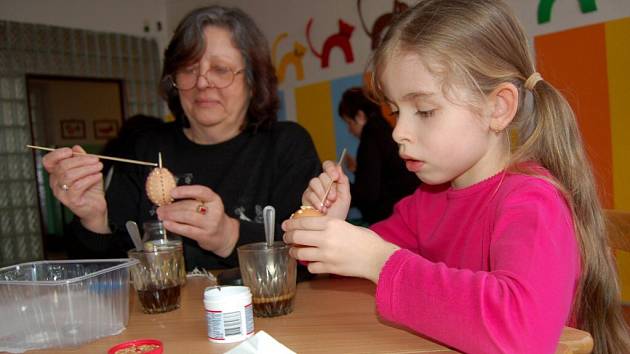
top-left (0, 20), bottom-right (163, 267)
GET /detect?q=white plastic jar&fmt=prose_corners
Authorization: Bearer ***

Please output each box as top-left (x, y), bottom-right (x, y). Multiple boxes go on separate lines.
top-left (204, 286), bottom-right (254, 343)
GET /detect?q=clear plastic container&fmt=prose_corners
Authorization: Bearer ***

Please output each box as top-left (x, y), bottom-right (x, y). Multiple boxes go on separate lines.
top-left (0, 259), bottom-right (139, 353)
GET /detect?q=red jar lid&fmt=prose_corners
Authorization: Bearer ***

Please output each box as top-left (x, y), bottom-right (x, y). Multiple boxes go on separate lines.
top-left (107, 339), bottom-right (163, 354)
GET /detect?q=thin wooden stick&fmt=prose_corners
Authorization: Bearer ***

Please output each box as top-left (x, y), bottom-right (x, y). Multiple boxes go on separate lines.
top-left (26, 145), bottom-right (158, 167)
top-left (157, 152), bottom-right (167, 242)
top-left (320, 148), bottom-right (347, 207)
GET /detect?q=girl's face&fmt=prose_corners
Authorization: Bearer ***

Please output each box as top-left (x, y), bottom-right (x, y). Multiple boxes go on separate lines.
top-left (178, 26), bottom-right (250, 141)
top-left (381, 52), bottom-right (497, 188)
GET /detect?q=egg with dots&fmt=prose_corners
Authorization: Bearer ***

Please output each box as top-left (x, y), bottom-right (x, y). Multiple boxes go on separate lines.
top-left (288, 206), bottom-right (322, 261)
top-left (290, 205), bottom-right (323, 219)
top-left (145, 167), bottom-right (177, 206)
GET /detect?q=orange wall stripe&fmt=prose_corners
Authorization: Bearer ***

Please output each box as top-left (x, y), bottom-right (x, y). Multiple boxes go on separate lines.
top-left (535, 23), bottom-right (614, 207)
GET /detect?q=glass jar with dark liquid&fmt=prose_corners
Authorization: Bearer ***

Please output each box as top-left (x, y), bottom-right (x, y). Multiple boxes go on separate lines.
top-left (142, 221), bottom-right (186, 286)
top-left (127, 221), bottom-right (186, 314)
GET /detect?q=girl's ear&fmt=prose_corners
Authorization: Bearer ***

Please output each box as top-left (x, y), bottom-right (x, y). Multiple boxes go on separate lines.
top-left (489, 83), bottom-right (519, 132)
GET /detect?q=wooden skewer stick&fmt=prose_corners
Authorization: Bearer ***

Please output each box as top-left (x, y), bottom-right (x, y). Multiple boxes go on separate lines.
top-left (320, 148), bottom-right (347, 208)
top-left (26, 145), bottom-right (158, 167)
top-left (157, 152), bottom-right (168, 242)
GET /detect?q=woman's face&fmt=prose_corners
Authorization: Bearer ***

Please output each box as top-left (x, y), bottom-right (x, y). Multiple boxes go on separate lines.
top-left (178, 26), bottom-right (250, 141)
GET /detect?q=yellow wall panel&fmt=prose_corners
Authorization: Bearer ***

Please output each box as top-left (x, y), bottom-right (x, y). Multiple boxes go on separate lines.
top-left (606, 18), bottom-right (630, 211)
top-left (606, 17), bottom-right (630, 302)
top-left (295, 82), bottom-right (337, 162)
top-left (616, 250), bottom-right (630, 303)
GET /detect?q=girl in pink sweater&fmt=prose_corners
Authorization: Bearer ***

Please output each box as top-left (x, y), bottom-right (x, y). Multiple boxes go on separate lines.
top-left (282, 0), bottom-right (630, 353)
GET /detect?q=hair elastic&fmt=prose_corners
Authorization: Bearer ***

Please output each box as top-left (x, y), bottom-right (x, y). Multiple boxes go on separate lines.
top-left (524, 72), bottom-right (543, 90)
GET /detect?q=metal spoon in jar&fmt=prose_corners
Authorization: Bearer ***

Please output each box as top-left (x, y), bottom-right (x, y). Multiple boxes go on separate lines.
top-left (263, 205), bottom-right (275, 248)
top-left (125, 220), bottom-right (144, 251)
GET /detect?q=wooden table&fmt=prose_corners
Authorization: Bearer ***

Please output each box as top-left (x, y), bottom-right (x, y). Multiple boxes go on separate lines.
top-left (29, 276), bottom-right (592, 354)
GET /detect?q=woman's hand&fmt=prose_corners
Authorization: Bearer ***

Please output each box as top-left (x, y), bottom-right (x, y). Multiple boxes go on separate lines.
top-left (302, 160), bottom-right (351, 220)
top-left (156, 185), bottom-right (239, 257)
top-left (282, 216), bottom-right (399, 283)
top-left (41, 145), bottom-right (109, 233)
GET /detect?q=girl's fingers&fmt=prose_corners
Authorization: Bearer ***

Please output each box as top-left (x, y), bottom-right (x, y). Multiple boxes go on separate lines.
top-left (306, 261), bottom-right (327, 274)
top-left (303, 190), bottom-right (323, 210)
top-left (321, 160), bottom-right (340, 180)
top-left (283, 216), bottom-right (327, 232)
top-left (308, 177), bottom-right (327, 198)
top-left (289, 245), bottom-right (320, 262)
top-left (303, 165), bottom-right (342, 209)
top-left (283, 218), bottom-right (328, 248)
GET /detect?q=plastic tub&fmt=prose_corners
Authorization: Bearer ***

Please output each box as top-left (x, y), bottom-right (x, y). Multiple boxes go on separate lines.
top-left (0, 259), bottom-right (138, 353)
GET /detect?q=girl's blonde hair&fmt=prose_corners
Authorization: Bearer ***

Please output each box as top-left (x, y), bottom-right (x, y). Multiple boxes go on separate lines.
top-left (369, 0), bottom-right (630, 352)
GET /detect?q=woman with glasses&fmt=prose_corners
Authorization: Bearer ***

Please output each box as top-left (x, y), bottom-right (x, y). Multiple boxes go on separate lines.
top-left (42, 6), bottom-right (321, 270)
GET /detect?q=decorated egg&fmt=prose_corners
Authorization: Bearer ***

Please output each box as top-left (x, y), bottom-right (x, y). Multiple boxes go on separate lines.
top-left (145, 167), bottom-right (177, 206)
top-left (290, 205), bottom-right (323, 219)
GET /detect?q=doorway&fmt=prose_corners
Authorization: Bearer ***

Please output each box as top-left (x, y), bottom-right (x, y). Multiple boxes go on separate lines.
top-left (26, 75), bottom-right (125, 259)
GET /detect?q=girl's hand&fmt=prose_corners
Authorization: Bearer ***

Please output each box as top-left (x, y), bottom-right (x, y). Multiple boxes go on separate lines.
top-left (302, 160), bottom-right (351, 220)
top-left (282, 216), bottom-right (399, 283)
top-left (42, 145), bottom-right (108, 233)
top-left (156, 185), bottom-right (239, 257)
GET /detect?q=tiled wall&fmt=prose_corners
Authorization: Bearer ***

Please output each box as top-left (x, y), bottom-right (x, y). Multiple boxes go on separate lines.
top-left (0, 20), bottom-right (163, 267)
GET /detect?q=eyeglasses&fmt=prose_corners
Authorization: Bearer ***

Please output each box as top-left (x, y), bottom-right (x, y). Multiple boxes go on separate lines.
top-left (172, 64), bottom-right (244, 90)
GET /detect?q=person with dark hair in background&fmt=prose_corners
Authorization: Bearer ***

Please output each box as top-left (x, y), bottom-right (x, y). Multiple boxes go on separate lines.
top-left (339, 87), bottom-right (419, 224)
top-left (42, 5), bottom-right (321, 270)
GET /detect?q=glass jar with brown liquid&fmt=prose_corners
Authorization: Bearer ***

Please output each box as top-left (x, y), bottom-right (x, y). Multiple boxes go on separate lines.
top-left (128, 243), bottom-right (185, 314)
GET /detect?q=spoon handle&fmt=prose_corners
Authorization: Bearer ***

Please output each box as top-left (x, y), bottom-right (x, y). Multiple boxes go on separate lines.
top-left (125, 221), bottom-right (144, 251)
top-left (263, 205), bottom-right (275, 247)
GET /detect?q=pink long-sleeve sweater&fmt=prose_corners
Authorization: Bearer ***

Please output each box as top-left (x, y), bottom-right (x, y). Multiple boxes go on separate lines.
top-left (371, 170), bottom-right (580, 354)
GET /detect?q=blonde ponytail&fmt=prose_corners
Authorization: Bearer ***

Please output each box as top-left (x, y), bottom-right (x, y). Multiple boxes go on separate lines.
top-left (513, 79), bottom-right (630, 354)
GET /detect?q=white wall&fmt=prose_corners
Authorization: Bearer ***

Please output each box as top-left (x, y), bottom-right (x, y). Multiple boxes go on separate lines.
top-left (166, 0), bottom-right (630, 80)
top-left (0, 0), bottom-right (169, 51)
top-left (3, 0), bottom-right (628, 84)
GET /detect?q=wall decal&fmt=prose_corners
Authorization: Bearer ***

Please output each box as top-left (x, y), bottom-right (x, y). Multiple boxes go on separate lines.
top-left (306, 18), bottom-right (355, 68)
top-left (272, 32), bottom-right (307, 83)
top-left (357, 0), bottom-right (408, 50)
top-left (538, 0), bottom-right (598, 24)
